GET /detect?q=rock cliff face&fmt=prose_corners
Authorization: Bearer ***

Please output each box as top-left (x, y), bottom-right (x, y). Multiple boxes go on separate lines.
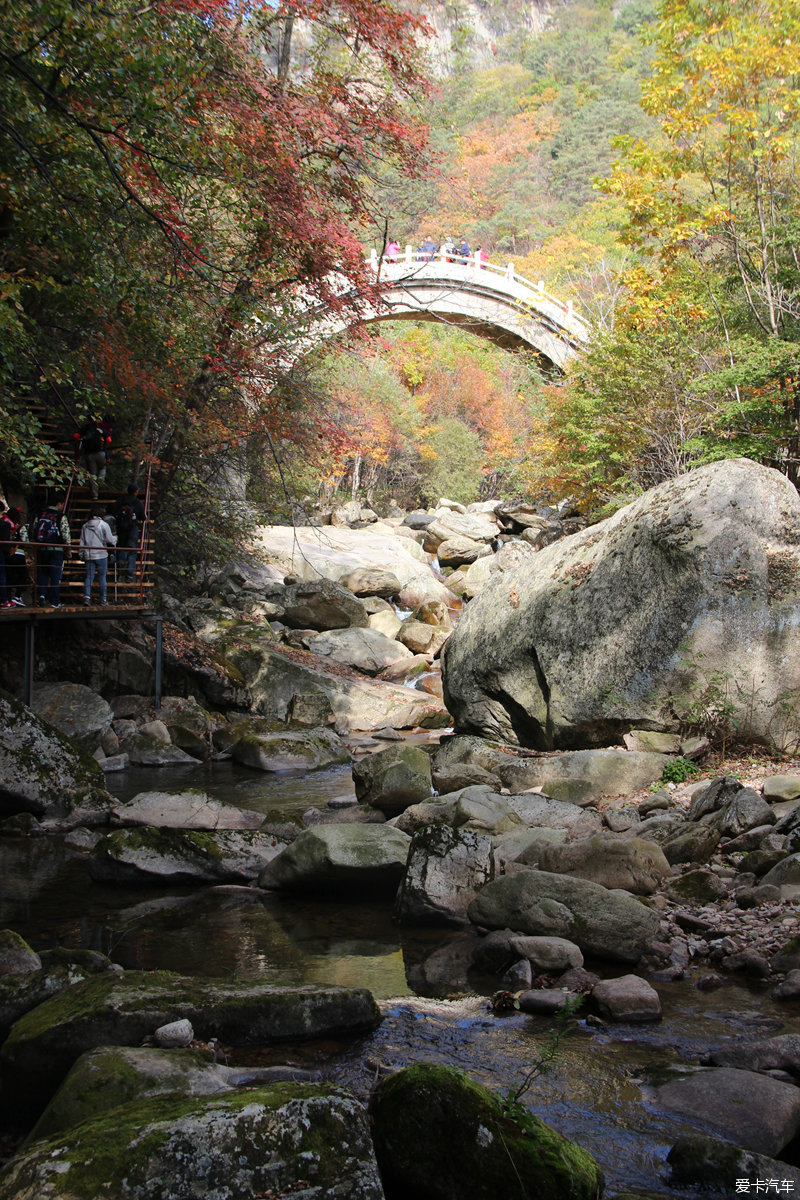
top-left (417, 0), bottom-right (552, 75)
top-left (442, 459), bottom-right (800, 751)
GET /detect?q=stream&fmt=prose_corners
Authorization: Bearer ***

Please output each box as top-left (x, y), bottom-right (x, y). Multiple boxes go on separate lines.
top-left (3, 756), bottom-right (800, 1196)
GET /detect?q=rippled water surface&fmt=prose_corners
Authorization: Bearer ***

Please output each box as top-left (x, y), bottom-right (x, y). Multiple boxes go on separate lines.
top-left (3, 760), bottom-right (800, 1196)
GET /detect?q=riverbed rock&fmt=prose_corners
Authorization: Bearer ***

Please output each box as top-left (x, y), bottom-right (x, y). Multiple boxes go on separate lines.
top-left (706, 1033), bottom-right (800, 1078)
top-left (30, 682), bottom-right (113, 753)
top-left (27, 1044), bottom-right (321, 1142)
top-left (467, 870), bottom-right (661, 963)
top-left (437, 536), bottom-right (491, 567)
top-left (369, 1063), bottom-right (603, 1200)
top-left (709, 788), bottom-right (776, 837)
top-left (423, 511), bottom-right (499, 551)
top-left (442, 459), bottom-right (800, 749)
top-left (110, 790), bottom-right (264, 830)
top-left (121, 731), bottom-right (197, 767)
top-left (230, 722), bottom-right (350, 772)
top-left (340, 567), bottom-right (401, 597)
top-left (0, 949), bottom-right (117, 1040)
top-left (667, 1132), bottom-right (800, 1195)
top-left (509, 935), bottom-right (583, 972)
top-left (257, 823), bottom-right (411, 894)
top-left (763, 775), bottom-right (800, 802)
top-left (305, 627), bottom-right (413, 675)
top-left (275, 578), bottom-right (369, 630)
top-left (0, 930), bottom-right (41, 976)
top-left (157, 695), bottom-right (218, 758)
top-left (0, 970), bottom-right (382, 1122)
top-left (397, 617), bottom-right (451, 656)
top-left (351, 744), bottom-right (433, 816)
top-left (0, 690), bottom-right (114, 827)
top-left (537, 834), bottom-right (670, 895)
top-left (395, 824), bottom-right (494, 925)
top-left (591, 974), bottom-right (661, 1022)
top-left (87, 826), bottom-right (286, 885)
top-left (0, 1083), bottom-right (384, 1200)
top-left (494, 749), bottom-right (670, 806)
top-left (656, 1067), bottom-right (800, 1156)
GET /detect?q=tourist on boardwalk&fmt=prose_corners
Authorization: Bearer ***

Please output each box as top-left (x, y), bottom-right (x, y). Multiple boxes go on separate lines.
top-left (458, 237), bottom-right (470, 260)
top-left (5, 507), bottom-right (29, 606)
top-left (76, 416), bottom-right (111, 499)
top-left (114, 483), bottom-right (145, 582)
top-left (0, 502), bottom-right (11, 608)
top-left (385, 238), bottom-right (400, 262)
top-left (79, 505), bottom-right (116, 606)
top-left (476, 244), bottom-right (488, 267)
top-left (34, 495), bottom-right (70, 609)
top-left (442, 235), bottom-right (456, 262)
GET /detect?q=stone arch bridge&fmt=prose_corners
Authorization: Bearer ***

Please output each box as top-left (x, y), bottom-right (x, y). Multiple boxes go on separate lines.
top-left (330, 248), bottom-right (591, 370)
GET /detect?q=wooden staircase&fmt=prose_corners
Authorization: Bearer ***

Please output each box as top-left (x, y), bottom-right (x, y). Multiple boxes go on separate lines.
top-left (2, 393), bottom-right (154, 615)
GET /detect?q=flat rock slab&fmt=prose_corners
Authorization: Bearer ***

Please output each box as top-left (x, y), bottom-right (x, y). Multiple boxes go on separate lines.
top-left (0, 970), bottom-right (382, 1122)
top-left (591, 974), bottom-right (661, 1022)
top-left (656, 1067), bottom-right (800, 1156)
top-left (88, 826), bottom-right (286, 885)
top-left (0, 1084), bottom-right (383, 1200)
top-left (110, 790), bottom-right (264, 830)
top-left (497, 750), bottom-right (670, 806)
top-left (763, 775), bottom-right (800, 802)
top-left (467, 869), bottom-right (661, 963)
top-left (259, 824), bottom-right (411, 894)
top-left (231, 725), bottom-right (350, 773)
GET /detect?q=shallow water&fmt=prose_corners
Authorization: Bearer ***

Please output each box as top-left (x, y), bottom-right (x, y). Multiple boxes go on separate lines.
top-left (3, 761), bottom-right (800, 1196)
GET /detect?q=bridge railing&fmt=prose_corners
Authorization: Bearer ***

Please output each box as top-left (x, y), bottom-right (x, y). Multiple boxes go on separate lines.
top-left (367, 246), bottom-right (590, 343)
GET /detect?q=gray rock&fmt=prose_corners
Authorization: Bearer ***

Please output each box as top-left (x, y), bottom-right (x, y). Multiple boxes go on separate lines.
top-left (0, 970), bottom-right (381, 1124)
top-left (493, 827), bottom-right (570, 869)
top-left (442, 460), bottom-right (800, 749)
top-left (591, 974), bottom-right (661, 1022)
top-left (667, 1132), bottom-right (800, 1195)
top-left (279, 577), bottom-right (369, 630)
top-left (497, 750), bottom-right (670, 807)
top-left (258, 823), bottom-right (411, 893)
top-left (1, 1083), bottom-right (383, 1200)
top-left (688, 775), bottom-right (743, 821)
top-left (467, 870), bottom-right (661, 963)
top-left (504, 792), bottom-right (594, 831)
top-left (623, 731), bottom-right (681, 754)
top-left (710, 788), bottom-right (776, 837)
top-left (88, 827), bottom-right (286, 885)
top-left (707, 1033), bottom-right (800, 1077)
top-left (774, 970), bottom-right (800, 1000)
top-left (30, 682), bottom-right (113, 753)
top-left (538, 834), bottom-right (670, 895)
top-left (395, 824), bottom-right (493, 925)
top-left (437, 536), bottom-right (492, 567)
top-left (340, 567), bottom-right (402, 597)
top-left (352, 743), bottom-right (433, 816)
top-left (154, 1018), bottom-right (194, 1047)
top-left (518, 989), bottom-right (580, 1015)
top-left (0, 930), bottom-right (41, 976)
top-left (424, 511), bottom-right (499, 549)
top-left (98, 753), bottom-right (130, 772)
top-left (657, 1067), bottom-right (800, 1156)
top-left (397, 617), bottom-right (450, 656)
top-left (761, 854), bottom-right (800, 888)
top-left (763, 775), bottom-right (800, 801)
top-left (509, 935), bottom-right (583, 972)
top-left (0, 949), bottom-right (116, 1040)
top-left (455, 788), bottom-right (521, 835)
top-left (110, 790), bottom-right (264, 830)
top-left (231, 723), bottom-right (350, 772)
top-left (122, 733), bottom-right (197, 767)
top-left (305, 626), bottom-right (413, 675)
top-left (662, 822), bottom-right (720, 865)
top-left (0, 690), bottom-right (113, 826)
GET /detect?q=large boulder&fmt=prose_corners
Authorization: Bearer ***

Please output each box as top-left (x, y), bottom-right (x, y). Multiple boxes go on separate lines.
top-left (498, 749), bottom-right (670, 806)
top-left (352, 744), bottom-right (433, 816)
top-left (87, 827), bottom-right (286, 885)
top-left (0, 970), bottom-right (381, 1122)
top-left (276, 578), bottom-right (369, 630)
top-left (0, 1084), bottom-right (384, 1200)
top-left (0, 690), bottom-right (113, 826)
top-left (467, 870), bottom-right (661, 962)
top-left (230, 722), bottom-right (350, 772)
top-left (0, 948), bottom-right (117, 1039)
top-left (257, 824), bottom-right (411, 893)
top-left (442, 459), bottom-right (800, 749)
top-left (30, 682), bottom-right (113, 753)
top-left (537, 834), bottom-right (671, 895)
top-left (369, 1063), bottom-right (603, 1200)
top-left (395, 824), bottom-right (494, 925)
top-left (656, 1067), bottom-right (800, 1157)
top-left (110, 790), bottom-right (264, 830)
top-left (304, 627), bottom-right (414, 675)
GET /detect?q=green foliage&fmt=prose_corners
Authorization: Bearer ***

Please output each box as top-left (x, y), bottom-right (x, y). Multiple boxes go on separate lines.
top-left (419, 417), bottom-right (483, 506)
top-left (500, 994), bottom-right (583, 1122)
top-left (658, 757), bottom-right (699, 786)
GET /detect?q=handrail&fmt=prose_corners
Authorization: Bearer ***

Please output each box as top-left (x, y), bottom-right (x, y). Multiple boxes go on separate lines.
top-left (366, 246), bottom-right (591, 342)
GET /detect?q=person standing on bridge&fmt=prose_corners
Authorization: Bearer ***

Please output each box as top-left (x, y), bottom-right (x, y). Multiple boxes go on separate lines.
top-left (385, 238), bottom-right (399, 262)
top-left (79, 505), bottom-right (116, 607)
top-left (419, 234), bottom-right (436, 261)
top-left (458, 237), bottom-right (470, 261)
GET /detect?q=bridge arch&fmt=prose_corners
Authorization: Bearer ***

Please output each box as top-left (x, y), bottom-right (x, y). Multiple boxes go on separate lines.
top-left (350, 248), bottom-right (591, 370)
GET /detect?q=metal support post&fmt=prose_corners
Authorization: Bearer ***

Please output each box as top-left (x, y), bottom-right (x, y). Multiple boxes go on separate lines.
top-left (24, 622), bottom-right (35, 706)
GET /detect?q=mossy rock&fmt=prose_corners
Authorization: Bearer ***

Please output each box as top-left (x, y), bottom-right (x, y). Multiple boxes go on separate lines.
top-left (0, 970), bottom-right (381, 1123)
top-left (667, 1132), bottom-right (800, 1193)
top-left (666, 868), bottom-right (727, 903)
top-left (0, 1083), bottom-right (383, 1199)
top-left (0, 948), bottom-right (116, 1041)
top-left (369, 1063), bottom-right (603, 1200)
top-left (87, 825), bottom-right (285, 885)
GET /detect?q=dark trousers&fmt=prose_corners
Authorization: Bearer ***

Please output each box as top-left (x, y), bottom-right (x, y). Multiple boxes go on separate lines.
top-left (37, 549), bottom-right (65, 604)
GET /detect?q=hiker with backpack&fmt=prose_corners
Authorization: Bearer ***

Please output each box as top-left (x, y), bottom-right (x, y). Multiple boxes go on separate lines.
top-left (114, 483), bottom-right (145, 582)
top-left (76, 417), bottom-right (111, 499)
top-left (4, 507), bottom-right (30, 606)
top-left (34, 495), bottom-right (70, 608)
top-left (79, 505), bottom-right (116, 606)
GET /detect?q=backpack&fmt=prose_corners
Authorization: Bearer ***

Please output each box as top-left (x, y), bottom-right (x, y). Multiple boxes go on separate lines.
top-left (35, 510), bottom-right (62, 545)
top-left (81, 424), bottom-right (103, 454)
top-left (116, 503), bottom-right (137, 534)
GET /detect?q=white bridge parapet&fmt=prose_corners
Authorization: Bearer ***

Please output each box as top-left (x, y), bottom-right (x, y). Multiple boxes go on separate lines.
top-left (367, 246), bottom-right (591, 352)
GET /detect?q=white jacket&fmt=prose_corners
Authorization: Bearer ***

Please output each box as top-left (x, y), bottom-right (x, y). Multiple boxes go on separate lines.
top-left (80, 517), bottom-right (116, 561)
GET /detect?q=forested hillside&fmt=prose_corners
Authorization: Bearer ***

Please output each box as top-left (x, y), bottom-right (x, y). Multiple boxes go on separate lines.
top-left (2, 0), bottom-right (799, 555)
